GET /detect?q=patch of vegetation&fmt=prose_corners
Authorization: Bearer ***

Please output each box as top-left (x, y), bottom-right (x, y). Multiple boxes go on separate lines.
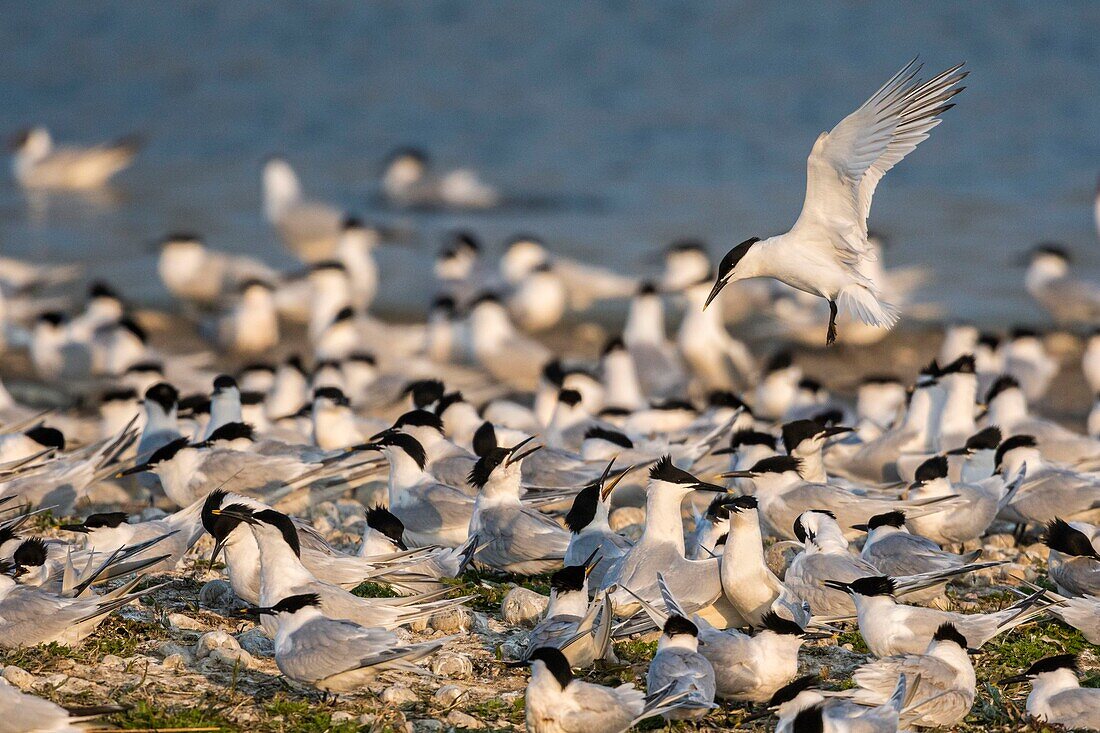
top-left (262, 697), bottom-right (362, 733)
top-left (108, 700), bottom-right (236, 730)
top-left (351, 580), bottom-right (401, 598)
top-left (453, 569), bottom-right (555, 613)
top-left (835, 629), bottom-right (870, 654)
top-left (464, 695), bottom-right (525, 726)
top-left (0, 617), bottom-right (168, 671)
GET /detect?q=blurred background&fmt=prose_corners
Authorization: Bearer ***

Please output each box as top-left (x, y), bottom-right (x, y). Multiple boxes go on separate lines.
top-left (1, 0), bottom-right (1097, 324)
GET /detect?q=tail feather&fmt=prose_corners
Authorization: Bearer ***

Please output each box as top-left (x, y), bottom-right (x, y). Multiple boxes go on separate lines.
top-left (839, 284), bottom-right (899, 328)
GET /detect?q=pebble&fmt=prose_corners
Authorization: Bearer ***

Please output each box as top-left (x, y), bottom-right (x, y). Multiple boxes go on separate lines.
top-left (501, 587), bottom-right (548, 627)
top-left (430, 652), bottom-right (473, 679)
top-left (210, 647), bottom-right (254, 669)
top-left (331, 712), bottom-right (355, 724)
top-left (193, 630), bottom-right (241, 659)
top-left (985, 533), bottom-right (1016, 549)
top-left (429, 607), bottom-right (471, 633)
top-left (100, 654), bottom-right (125, 668)
top-left (161, 654), bottom-right (185, 670)
top-left (236, 628), bottom-right (275, 657)
top-left (1, 665), bottom-right (35, 689)
top-left (447, 711), bottom-right (485, 729)
top-left (413, 721), bottom-right (444, 733)
top-left (155, 641), bottom-right (191, 661)
top-left (168, 612), bottom-right (207, 631)
top-left (609, 506), bottom-right (645, 532)
top-left (381, 684), bottom-right (419, 706)
top-left (1023, 543), bottom-right (1049, 562)
top-left (199, 579), bottom-right (237, 609)
top-left (432, 684), bottom-right (466, 707)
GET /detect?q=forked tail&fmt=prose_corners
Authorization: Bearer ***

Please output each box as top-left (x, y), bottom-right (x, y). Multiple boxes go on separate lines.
top-left (839, 284), bottom-right (899, 328)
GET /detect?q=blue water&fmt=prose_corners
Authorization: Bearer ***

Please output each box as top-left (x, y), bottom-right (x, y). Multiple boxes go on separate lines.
top-left (1, 1), bottom-right (1098, 325)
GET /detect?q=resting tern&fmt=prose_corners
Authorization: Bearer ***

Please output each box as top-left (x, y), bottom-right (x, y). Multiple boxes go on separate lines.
top-left (824, 576), bottom-right (1050, 656)
top-left (262, 157), bottom-right (343, 261)
top-left (857, 510), bottom-right (982, 579)
top-left (686, 494), bottom-right (731, 560)
top-left (675, 272), bottom-right (756, 393)
top-left (705, 60), bottom-right (967, 345)
top-left (622, 282), bottom-right (688, 399)
top-left (781, 419), bottom-right (853, 484)
top-left (359, 506), bottom-right (479, 593)
top-left (467, 293), bottom-right (551, 391)
top-left (985, 375), bottom-right (1100, 467)
top-left (523, 556), bottom-right (613, 667)
top-left (1042, 518), bottom-right (1100, 596)
top-left (904, 454), bottom-right (1023, 545)
top-left (10, 126), bottom-right (139, 189)
top-left (995, 435), bottom-right (1100, 526)
top-left (377, 409), bottom-right (477, 491)
top-left (0, 677), bottom-right (123, 732)
top-left (847, 622), bottom-right (976, 729)
top-left (60, 498), bottom-right (206, 570)
top-left (769, 674), bottom-right (909, 733)
top-left (467, 439), bottom-right (570, 575)
top-left (156, 232), bottom-right (275, 308)
top-left (645, 615), bottom-right (717, 721)
top-left (855, 375), bottom-right (907, 430)
top-left (1000, 654), bottom-right (1100, 730)
top-left (517, 646), bottom-right (692, 733)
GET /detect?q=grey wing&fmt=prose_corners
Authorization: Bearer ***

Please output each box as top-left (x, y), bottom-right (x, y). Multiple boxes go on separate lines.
top-left (526, 616), bottom-right (582, 652)
top-left (560, 684), bottom-right (638, 733)
top-left (279, 618), bottom-right (395, 682)
top-left (396, 485), bottom-right (473, 535)
top-left (479, 508), bottom-right (569, 565)
top-left (648, 650), bottom-right (715, 700)
top-left (865, 536), bottom-right (960, 576)
top-left (1046, 689), bottom-right (1100, 730)
top-left (0, 589), bottom-right (93, 645)
top-left (200, 451), bottom-right (304, 491)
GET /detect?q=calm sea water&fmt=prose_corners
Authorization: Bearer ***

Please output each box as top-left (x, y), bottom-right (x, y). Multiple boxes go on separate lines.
top-left (1, 1), bottom-right (1098, 325)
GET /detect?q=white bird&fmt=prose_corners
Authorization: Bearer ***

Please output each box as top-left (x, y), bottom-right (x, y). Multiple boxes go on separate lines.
top-left (262, 157), bottom-right (343, 261)
top-left (382, 148), bottom-right (499, 209)
top-left (0, 677), bottom-right (123, 732)
top-left (1024, 244), bottom-right (1100, 325)
top-left (523, 556), bottom-right (613, 668)
top-left (517, 646), bottom-right (692, 733)
top-left (59, 499), bottom-right (206, 571)
top-left (705, 60), bottom-right (967, 345)
top-left (995, 435), bottom-right (1100, 527)
top-left (1000, 654), bottom-right (1100, 731)
top-left (10, 126), bottom-right (139, 189)
top-left (157, 232), bottom-right (276, 308)
top-left (562, 460), bottom-right (633, 589)
top-left (904, 454), bottom-right (1023, 545)
top-left (985, 376), bottom-right (1100, 467)
top-left (211, 280), bottom-right (279, 355)
top-left (1042, 518), bottom-right (1100, 597)
top-left (645, 615), bottom-right (717, 721)
top-left (236, 592), bottom-right (445, 693)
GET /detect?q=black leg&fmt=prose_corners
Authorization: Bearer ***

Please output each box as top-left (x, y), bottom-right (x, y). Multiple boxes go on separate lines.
top-left (826, 300), bottom-right (838, 346)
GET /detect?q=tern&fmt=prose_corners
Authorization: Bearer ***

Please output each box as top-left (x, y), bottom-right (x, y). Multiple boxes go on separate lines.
top-left (235, 592), bottom-right (445, 693)
top-left (10, 126), bottom-right (139, 189)
top-left (904, 454), bottom-right (1024, 545)
top-left (562, 460), bottom-right (633, 589)
top-left (857, 510), bottom-right (982, 579)
top-left (156, 232), bottom-right (275, 308)
top-left (1023, 244), bottom-right (1100, 325)
top-left (0, 677), bottom-right (123, 732)
top-left (705, 59), bottom-right (966, 345)
top-left (1000, 654), bottom-right (1100, 730)
top-left (262, 157), bottom-right (343, 261)
top-left (523, 555), bottom-right (614, 668)
top-left (995, 435), bottom-right (1100, 527)
top-left (1042, 518), bottom-right (1100, 597)
top-left (645, 615), bottom-right (717, 721)
top-left (381, 147), bottom-right (499, 209)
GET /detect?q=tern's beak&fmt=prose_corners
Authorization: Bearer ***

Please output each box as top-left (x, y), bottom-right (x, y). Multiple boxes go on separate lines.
top-left (506, 436), bottom-right (542, 466)
top-left (502, 659), bottom-right (528, 668)
top-left (945, 446), bottom-right (969, 456)
top-left (703, 276), bottom-right (729, 310)
top-left (59, 523), bottom-right (90, 533)
top-left (998, 672), bottom-right (1030, 686)
top-left (348, 441), bottom-right (383, 453)
top-left (822, 580), bottom-right (851, 592)
top-left (820, 426), bottom-right (853, 438)
top-left (801, 631), bottom-right (834, 641)
top-left (116, 462), bottom-right (152, 477)
top-left (601, 463), bottom-right (637, 501)
top-left (719, 470), bottom-right (755, 479)
top-left (369, 427), bottom-right (396, 442)
top-left (850, 523), bottom-right (870, 533)
top-left (691, 479), bottom-right (729, 493)
top-left (581, 547), bottom-right (602, 576)
top-left (210, 536), bottom-right (228, 565)
top-left (210, 508), bottom-right (258, 525)
top-left (232, 605), bottom-right (271, 620)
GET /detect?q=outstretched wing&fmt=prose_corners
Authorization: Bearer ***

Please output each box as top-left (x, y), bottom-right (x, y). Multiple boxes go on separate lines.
top-left (794, 60), bottom-right (967, 265)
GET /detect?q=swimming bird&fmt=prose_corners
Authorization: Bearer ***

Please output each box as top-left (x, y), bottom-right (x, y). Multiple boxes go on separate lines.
top-left (705, 60), bottom-right (966, 345)
top-left (10, 126), bottom-right (139, 189)
top-left (262, 157), bottom-right (343, 261)
top-left (1000, 654), bottom-right (1100, 730)
top-left (381, 147), bottom-right (499, 209)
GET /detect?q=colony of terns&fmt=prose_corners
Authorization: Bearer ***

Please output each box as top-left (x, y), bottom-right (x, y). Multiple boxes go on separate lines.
top-left (3, 57), bottom-right (1100, 733)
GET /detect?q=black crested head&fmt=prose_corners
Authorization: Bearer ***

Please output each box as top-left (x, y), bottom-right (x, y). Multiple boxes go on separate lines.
top-left (13, 537), bottom-right (48, 567)
top-left (557, 389), bottom-right (582, 407)
top-left (1025, 653), bottom-right (1078, 676)
top-left (472, 422), bottom-right (498, 458)
top-left (932, 623), bottom-right (969, 649)
top-left (867, 511), bottom-right (907, 531)
top-left (147, 437), bottom-right (190, 465)
top-left (1010, 326), bottom-right (1041, 340)
top-left (791, 706), bottom-right (825, 733)
top-left (201, 490), bottom-right (235, 538)
top-left (204, 422), bottom-right (255, 444)
top-left (116, 317), bottom-right (146, 343)
top-left (377, 432), bottom-right (427, 469)
top-left (240, 361), bottom-right (275, 376)
top-left (749, 455), bottom-right (801, 475)
top-left (310, 259), bottom-right (347, 274)
top-left (765, 351), bottom-right (793, 373)
top-left (941, 354), bottom-right (976, 375)
top-left (25, 426), bottom-right (64, 451)
top-left (649, 455), bottom-right (696, 484)
top-left (715, 237), bottom-right (761, 281)
top-left (366, 506), bottom-right (407, 550)
top-left (965, 426), bottom-right (1002, 451)
top-left (393, 410), bottom-right (444, 435)
top-left (272, 593), bottom-right (321, 614)
top-left (313, 386), bottom-right (350, 406)
top-left (467, 447), bottom-right (510, 489)
top-left (285, 354), bottom-right (306, 374)
top-left (434, 391), bottom-right (464, 417)
top-left (527, 647), bottom-right (573, 688)
top-left (212, 375), bottom-right (238, 393)
top-left (431, 295), bottom-right (456, 314)
top-left (583, 426), bottom-right (633, 449)
top-left (83, 512), bottom-right (129, 529)
top-left (793, 510), bottom-right (836, 545)
top-left (101, 387), bottom-right (138, 404)
top-left (914, 455), bottom-right (949, 483)
top-left (404, 379), bottom-right (445, 408)
top-left (564, 484), bottom-right (599, 533)
top-left (252, 509), bottom-right (301, 557)
top-left (813, 408), bottom-right (844, 427)
top-left (978, 332), bottom-right (1001, 350)
top-left (1043, 519), bottom-right (1100, 559)
top-left (861, 374), bottom-right (900, 386)
top-left (331, 306), bottom-right (355, 323)
top-left (165, 231), bottom-right (202, 244)
top-left (798, 377), bottom-right (823, 393)
top-left (768, 675), bottom-right (820, 707)
top-left (782, 420), bottom-right (826, 453)
top-left (986, 375), bottom-right (1020, 403)
top-left (468, 291), bottom-right (502, 309)
top-left (760, 610), bottom-right (805, 637)
top-left (541, 359), bottom-right (565, 387)
top-left (128, 361), bottom-right (164, 376)
top-left (0, 526), bottom-right (18, 549)
top-left (847, 576), bottom-right (896, 597)
top-left (663, 614), bottom-right (698, 638)
top-left (598, 406), bottom-right (631, 418)
top-left (651, 398), bottom-right (695, 412)
top-left (1031, 242), bottom-right (1071, 262)
top-left (719, 494), bottom-right (758, 514)
top-left (601, 336), bottom-right (626, 357)
top-left (728, 430), bottom-right (777, 450)
top-left (240, 391), bottom-right (265, 406)
top-left (995, 435), bottom-right (1037, 470)
top-left (550, 564), bottom-right (587, 593)
top-left (178, 394), bottom-right (210, 415)
top-left (342, 215), bottom-right (363, 230)
top-left (706, 495), bottom-right (733, 520)
top-left (668, 238), bottom-right (707, 255)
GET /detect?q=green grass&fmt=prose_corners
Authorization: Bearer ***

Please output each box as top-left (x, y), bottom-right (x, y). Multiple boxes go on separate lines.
top-left (351, 581), bottom-right (401, 598)
top-left (0, 616), bottom-right (168, 671)
top-left (452, 569), bottom-right (554, 613)
top-left (108, 700), bottom-right (236, 730)
top-left (261, 697), bottom-right (363, 733)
